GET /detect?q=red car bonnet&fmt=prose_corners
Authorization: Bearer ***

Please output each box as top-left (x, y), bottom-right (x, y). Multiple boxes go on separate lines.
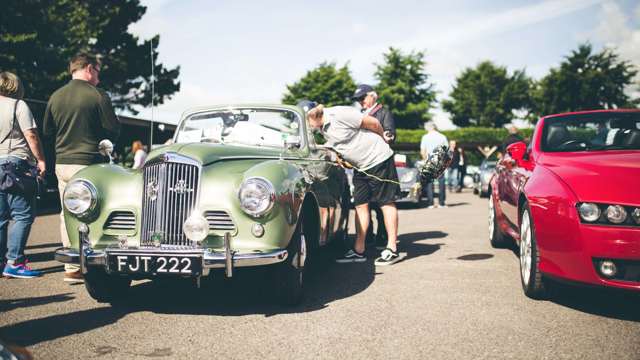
top-left (537, 151), bottom-right (640, 205)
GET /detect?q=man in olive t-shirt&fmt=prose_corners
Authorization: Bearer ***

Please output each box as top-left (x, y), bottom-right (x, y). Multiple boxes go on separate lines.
top-left (43, 53), bottom-right (120, 282)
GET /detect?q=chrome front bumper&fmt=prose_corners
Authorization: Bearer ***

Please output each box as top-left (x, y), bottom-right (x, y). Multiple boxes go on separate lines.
top-left (55, 227), bottom-right (288, 278)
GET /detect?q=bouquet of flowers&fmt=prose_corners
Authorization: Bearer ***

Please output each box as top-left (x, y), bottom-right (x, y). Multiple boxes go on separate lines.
top-left (417, 145), bottom-right (453, 183)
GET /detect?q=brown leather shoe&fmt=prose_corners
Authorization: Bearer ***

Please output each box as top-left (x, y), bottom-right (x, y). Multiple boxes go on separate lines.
top-left (63, 271), bottom-right (84, 283)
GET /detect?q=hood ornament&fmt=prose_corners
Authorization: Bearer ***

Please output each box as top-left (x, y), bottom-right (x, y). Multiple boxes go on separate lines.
top-left (146, 180), bottom-right (158, 201)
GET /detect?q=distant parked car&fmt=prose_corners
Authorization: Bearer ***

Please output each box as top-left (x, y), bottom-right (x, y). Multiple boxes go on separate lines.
top-left (394, 154), bottom-right (422, 204)
top-left (473, 159), bottom-right (497, 197)
top-left (490, 109), bottom-right (640, 299)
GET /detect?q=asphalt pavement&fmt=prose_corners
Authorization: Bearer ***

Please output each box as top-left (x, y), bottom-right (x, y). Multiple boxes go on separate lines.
top-left (1, 191), bottom-right (639, 359)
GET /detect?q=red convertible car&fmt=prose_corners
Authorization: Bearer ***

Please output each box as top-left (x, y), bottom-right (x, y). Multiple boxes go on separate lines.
top-left (489, 109), bottom-right (640, 299)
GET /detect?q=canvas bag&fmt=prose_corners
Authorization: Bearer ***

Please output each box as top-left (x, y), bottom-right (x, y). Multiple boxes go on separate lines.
top-left (0, 100), bottom-right (38, 195)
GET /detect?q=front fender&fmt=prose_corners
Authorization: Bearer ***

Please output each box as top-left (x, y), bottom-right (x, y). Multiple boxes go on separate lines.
top-left (523, 165), bottom-right (582, 278)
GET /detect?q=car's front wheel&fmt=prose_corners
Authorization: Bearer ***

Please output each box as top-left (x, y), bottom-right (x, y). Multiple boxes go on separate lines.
top-left (519, 205), bottom-right (547, 299)
top-left (84, 269), bottom-right (131, 304)
top-left (274, 220), bottom-right (307, 306)
top-left (489, 194), bottom-right (509, 248)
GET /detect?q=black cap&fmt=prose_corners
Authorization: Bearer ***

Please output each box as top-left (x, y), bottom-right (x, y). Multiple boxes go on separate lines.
top-left (352, 84), bottom-right (374, 100)
top-left (296, 100), bottom-right (317, 112)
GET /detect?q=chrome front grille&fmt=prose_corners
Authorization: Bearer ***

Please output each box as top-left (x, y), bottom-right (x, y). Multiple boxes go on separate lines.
top-left (140, 154), bottom-right (200, 247)
top-left (205, 210), bottom-right (236, 231)
top-left (104, 211), bottom-right (136, 231)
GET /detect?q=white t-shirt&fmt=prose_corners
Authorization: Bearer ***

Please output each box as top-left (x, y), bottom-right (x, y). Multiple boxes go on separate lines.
top-left (420, 131), bottom-right (448, 156)
top-left (0, 97), bottom-right (36, 161)
top-left (322, 106), bottom-right (393, 170)
top-left (132, 149), bottom-right (147, 169)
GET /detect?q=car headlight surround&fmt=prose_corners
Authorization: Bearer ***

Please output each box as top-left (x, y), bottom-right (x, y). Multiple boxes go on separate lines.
top-left (63, 179), bottom-right (97, 216)
top-left (578, 202), bottom-right (601, 222)
top-left (238, 177), bottom-right (276, 217)
top-left (606, 205), bottom-right (627, 224)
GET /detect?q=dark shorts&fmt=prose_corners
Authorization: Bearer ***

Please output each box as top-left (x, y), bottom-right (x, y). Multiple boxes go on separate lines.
top-left (353, 156), bottom-right (401, 206)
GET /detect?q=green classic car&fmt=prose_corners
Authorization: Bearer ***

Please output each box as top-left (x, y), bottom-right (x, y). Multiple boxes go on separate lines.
top-left (55, 104), bottom-right (350, 305)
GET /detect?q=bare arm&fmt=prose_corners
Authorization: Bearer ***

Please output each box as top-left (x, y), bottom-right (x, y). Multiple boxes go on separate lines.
top-left (360, 115), bottom-right (384, 137)
top-left (23, 129), bottom-right (46, 176)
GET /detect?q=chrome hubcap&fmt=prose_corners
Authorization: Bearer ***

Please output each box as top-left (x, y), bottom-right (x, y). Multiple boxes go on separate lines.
top-left (520, 211), bottom-right (532, 286)
top-left (488, 195), bottom-right (495, 240)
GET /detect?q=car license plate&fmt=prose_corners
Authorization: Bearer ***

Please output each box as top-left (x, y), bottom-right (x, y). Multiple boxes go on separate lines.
top-left (108, 255), bottom-right (201, 276)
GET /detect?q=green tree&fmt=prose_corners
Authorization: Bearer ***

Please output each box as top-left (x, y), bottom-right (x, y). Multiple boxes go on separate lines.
top-left (442, 61), bottom-right (532, 128)
top-left (374, 47), bottom-right (437, 129)
top-left (532, 43), bottom-right (638, 117)
top-left (0, 0), bottom-right (180, 113)
top-left (282, 62), bottom-right (356, 106)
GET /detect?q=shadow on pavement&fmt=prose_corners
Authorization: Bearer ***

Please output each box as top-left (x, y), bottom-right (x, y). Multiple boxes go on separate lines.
top-left (0, 307), bottom-right (128, 347)
top-left (0, 293), bottom-right (74, 313)
top-left (25, 242), bottom-right (60, 250)
top-left (398, 231), bottom-right (445, 262)
top-left (24, 250), bottom-right (54, 264)
top-left (546, 282), bottom-right (640, 322)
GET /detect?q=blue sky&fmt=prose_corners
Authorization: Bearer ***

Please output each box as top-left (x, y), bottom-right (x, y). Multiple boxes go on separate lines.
top-left (128, 0), bottom-right (640, 128)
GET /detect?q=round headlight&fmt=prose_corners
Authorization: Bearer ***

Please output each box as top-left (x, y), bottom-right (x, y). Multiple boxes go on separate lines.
top-left (63, 180), bottom-right (97, 216)
top-left (183, 212), bottom-right (208, 242)
top-left (578, 203), bottom-right (600, 222)
top-left (606, 205), bottom-right (627, 224)
top-left (400, 170), bottom-right (416, 184)
top-left (632, 208), bottom-right (640, 224)
top-left (238, 177), bottom-right (275, 217)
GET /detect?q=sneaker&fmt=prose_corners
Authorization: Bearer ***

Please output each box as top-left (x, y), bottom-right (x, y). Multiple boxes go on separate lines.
top-left (439, 204), bottom-right (448, 208)
top-left (375, 248), bottom-right (401, 266)
top-left (63, 270), bottom-right (84, 283)
top-left (427, 205), bottom-right (435, 209)
top-left (335, 249), bottom-right (366, 263)
top-left (3, 262), bottom-right (42, 279)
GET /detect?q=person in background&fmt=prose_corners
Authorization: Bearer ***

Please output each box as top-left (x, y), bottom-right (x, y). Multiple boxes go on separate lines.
top-left (501, 125), bottom-right (524, 152)
top-left (0, 72), bottom-right (46, 278)
top-left (131, 140), bottom-right (147, 169)
top-left (43, 52), bottom-right (121, 283)
top-left (420, 122), bottom-right (448, 208)
top-left (352, 84), bottom-right (396, 250)
top-left (447, 140), bottom-right (457, 192)
top-left (455, 147), bottom-right (467, 193)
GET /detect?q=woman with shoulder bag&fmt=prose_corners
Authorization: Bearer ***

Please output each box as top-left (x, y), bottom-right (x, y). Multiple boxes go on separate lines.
top-left (0, 72), bottom-right (46, 278)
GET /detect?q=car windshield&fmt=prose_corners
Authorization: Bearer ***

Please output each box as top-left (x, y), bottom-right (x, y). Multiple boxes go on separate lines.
top-left (175, 108), bottom-right (301, 148)
top-left (541, 112), bottom-right (640, 152)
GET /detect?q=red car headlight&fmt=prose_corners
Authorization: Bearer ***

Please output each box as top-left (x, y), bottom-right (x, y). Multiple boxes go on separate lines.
top-left (631, 208), bottom-right (640, 225)
top-left (578, 203), bottom-right (600, 222)
top-left (606, 205), bottom-right (627, 224)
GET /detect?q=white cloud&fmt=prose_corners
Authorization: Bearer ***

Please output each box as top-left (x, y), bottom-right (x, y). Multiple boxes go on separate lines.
top-left (592, 1), bottom-right (640, 98)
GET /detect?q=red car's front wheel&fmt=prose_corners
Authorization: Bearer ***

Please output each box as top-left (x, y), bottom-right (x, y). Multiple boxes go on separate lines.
top-left (519, 205), bottom-right (547, 299)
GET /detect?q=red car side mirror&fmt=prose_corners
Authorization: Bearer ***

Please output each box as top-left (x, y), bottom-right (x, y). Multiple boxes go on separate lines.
top-left (506, 141), bottom-right (527, 162)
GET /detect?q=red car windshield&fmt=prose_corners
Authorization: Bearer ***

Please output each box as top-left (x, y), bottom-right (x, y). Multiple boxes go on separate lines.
top-left (541, 112), bottom-right (640, 152)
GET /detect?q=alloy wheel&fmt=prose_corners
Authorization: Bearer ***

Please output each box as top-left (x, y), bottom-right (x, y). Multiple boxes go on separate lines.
top-left (520, 211), bottom-right (532, 286)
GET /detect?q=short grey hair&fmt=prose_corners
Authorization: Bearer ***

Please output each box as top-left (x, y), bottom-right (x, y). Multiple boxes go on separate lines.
top-left (424, 121), bottom-right (436, 131)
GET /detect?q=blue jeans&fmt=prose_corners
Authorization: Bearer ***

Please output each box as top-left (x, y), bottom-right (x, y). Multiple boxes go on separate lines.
top-left (0, 157), bottom-right (35, 265)
top-left (447, 168), bottom-right (458, 189)
top-left (426, 175), bottom-right (446, 206)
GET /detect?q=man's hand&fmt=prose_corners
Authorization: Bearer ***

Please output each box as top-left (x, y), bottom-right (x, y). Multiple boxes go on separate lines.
top-left (36, 160), bottom-right (46, 179)
top-left (383, 131), bottom-right (395, 143)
